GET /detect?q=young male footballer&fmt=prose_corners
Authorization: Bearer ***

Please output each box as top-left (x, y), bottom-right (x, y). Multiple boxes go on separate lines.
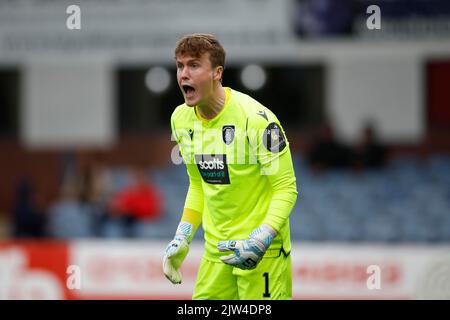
top-left (163, 33), bottom-right (298, 300)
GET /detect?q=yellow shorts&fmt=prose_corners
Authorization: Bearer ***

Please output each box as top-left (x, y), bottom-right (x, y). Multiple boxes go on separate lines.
top-left (192, 249), bottom-right (292, 300)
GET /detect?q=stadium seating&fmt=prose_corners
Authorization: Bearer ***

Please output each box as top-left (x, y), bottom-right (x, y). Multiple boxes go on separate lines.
top-left (45, 154), bottom-right (450, 243)
top-left (139, 153), bottom-right (450, 243)
top-left (282, 154), bottom-right (449, 242)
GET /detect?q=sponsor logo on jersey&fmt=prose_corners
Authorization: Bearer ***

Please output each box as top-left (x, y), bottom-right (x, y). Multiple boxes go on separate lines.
top-left (222, 125), bottom-right (235, 145)
top-left (263, 122), bottom-right (287, 153)
top-left (195, 154), bottom-right (230, 184)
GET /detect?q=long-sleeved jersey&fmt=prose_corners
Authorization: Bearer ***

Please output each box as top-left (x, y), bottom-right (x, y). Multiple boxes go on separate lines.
top-left (171, 87), bottom-right (298, 262)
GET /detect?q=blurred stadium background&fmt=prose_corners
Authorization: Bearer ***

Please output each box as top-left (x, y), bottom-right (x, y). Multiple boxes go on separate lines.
top-left (1, 0), bottom-right (450, 299)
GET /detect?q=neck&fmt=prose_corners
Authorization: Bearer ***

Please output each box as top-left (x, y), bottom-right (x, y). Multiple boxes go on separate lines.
top-left (196, 84), bottom-right (226, 120)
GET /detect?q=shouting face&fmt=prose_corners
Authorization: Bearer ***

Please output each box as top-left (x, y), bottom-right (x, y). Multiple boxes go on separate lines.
top-left (176, 52), bottom-right (222, 107)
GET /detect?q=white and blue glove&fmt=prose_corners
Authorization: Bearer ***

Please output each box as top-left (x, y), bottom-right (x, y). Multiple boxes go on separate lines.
top-left (217, 224), bottom-right (277, 270)
top-left (163, 222), bottom-right (193, 284)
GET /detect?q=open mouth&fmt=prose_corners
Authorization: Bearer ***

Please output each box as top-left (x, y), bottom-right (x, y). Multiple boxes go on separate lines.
top-left (182, 84), bottom-right (195, 97)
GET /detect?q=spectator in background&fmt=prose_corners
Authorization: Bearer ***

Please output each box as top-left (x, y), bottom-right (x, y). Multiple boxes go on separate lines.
top-left (108, 166), bottom-right (163, 237)
top-left (12, 177), bottom-right (45, 238)
top-left (307, 122), bottom-right (353, 172)
top-left (46, 172), bottom-right (95, 239)
top-left (352, 123), bottom-right (388, 169)
top-left (82, 154), bottom-right (114, 205)
top-left (79, 156), bottom-right (114, 236)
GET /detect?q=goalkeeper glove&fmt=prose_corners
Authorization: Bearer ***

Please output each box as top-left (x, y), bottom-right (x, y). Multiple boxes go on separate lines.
top-left (163, 221), bottom-right (193, 284)
top-left (217, 224), bottom-right (277, 270)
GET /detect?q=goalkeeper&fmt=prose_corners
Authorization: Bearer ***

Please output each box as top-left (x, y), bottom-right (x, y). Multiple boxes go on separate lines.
top-left (163, 34), bottom-right (298, 300)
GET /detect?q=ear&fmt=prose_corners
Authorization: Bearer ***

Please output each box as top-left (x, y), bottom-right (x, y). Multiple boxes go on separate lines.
top-left (213, 66), bottom-right (224, 82)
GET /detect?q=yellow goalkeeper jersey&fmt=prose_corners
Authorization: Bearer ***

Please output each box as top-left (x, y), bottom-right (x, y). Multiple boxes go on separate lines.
top-left (171, 87), bottom-right (298, 262)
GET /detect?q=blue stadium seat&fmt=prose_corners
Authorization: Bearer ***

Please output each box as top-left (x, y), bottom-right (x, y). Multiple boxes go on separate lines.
top-left (109, 167), bottom-right (133, 193)
top-left (362, 215), bottom-right (401, 242)
top-left (148, 153), bottom-right (450, 243)
top-left (47, 201), bottom-right (96, 238)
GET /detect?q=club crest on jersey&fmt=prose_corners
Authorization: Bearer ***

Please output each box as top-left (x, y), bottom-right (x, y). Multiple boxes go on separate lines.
top-left (222, 125), bottom-right (235, 145)
top-left (263, 122), bottom-right (287, 153)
